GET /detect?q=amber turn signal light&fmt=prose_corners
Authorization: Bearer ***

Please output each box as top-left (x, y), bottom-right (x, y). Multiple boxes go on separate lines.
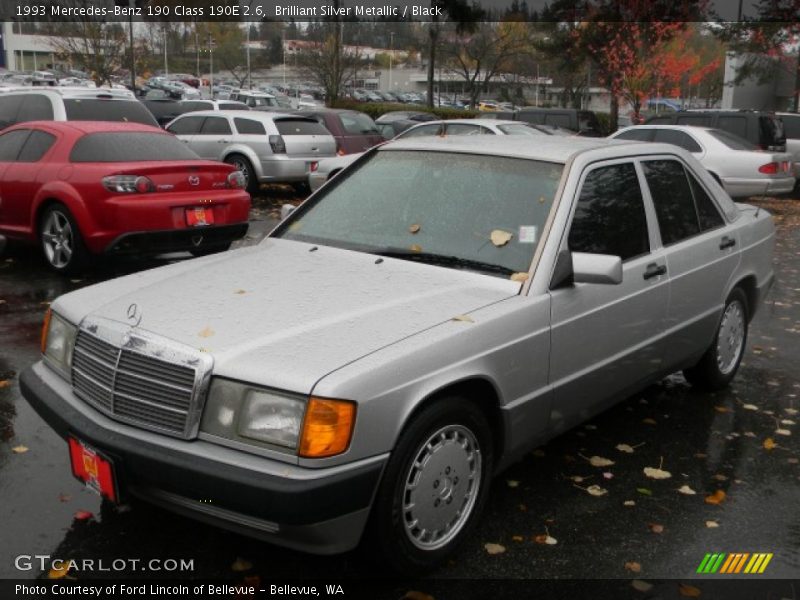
top-left (299, 397), bottom-right (356, 458)
top-left (40, 308), bottom-right (52, 354)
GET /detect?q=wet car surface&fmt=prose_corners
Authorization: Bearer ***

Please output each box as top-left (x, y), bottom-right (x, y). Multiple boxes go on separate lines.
top-left (1, 193), bottom-right (798, 585)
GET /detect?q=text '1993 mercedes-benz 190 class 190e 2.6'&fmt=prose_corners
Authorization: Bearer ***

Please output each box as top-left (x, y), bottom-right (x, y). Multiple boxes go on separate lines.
top-left (21, 136), bottom-right (775, 574)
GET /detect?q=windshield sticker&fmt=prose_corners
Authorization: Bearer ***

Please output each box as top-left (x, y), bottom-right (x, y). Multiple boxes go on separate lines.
top-left (519, 226), bottom-right (538, 244)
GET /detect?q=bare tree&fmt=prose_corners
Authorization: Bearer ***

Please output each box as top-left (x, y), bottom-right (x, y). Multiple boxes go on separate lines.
top-left (295, 21), bottom-right (361, 103)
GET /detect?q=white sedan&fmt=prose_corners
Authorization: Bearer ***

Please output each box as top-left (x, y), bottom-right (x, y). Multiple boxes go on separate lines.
top-left (610, 124), bottom-right (795, 198)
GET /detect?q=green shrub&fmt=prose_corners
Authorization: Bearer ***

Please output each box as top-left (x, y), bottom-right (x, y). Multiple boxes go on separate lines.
top-left (329, 100), bottom-right (479, 121)
top-left (594, 112), bottom-right (614, 136)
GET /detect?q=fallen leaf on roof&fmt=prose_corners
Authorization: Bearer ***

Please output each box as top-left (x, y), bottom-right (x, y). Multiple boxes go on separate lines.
top-left (234, 289), bottom-right (247, 295)
top-left (781, 419), bottom-right (795, 426)
top-left (714, 406), bottom-right (730, 413)
top-left (410, 244), bottom-right (422, 253)
top-left (506, 480), bottom-right (519, 488)
top-left (712, 474), bottom-right (728, 482)
top-left (512, 535), bottom-right (524, 542)
top-left (704, 490), bottom-right (726, 505)
top-left (785, 408), bottom-right (798, 415)
top-left (584, 455), bottom-right (615, 467)
top-left (637, 488), bottom-right (653, 496)
top-left (642, 418), bottom-right (657, 425)
top-left (484, 543), bottom-right (506, 555)
top-left (623, 500), bottom-right (636, 506)
top-left (490, 229), bottom-right (513, 247)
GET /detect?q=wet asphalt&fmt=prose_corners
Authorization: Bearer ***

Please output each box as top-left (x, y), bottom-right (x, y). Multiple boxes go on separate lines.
top-left (1, 192), bottom-right (799, 592)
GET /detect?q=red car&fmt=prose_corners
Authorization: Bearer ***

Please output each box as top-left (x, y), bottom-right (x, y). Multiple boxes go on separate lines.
top-left (0, 121), bottom-right (250, 272)
top-left (298, 109), bottom-right (385, 154)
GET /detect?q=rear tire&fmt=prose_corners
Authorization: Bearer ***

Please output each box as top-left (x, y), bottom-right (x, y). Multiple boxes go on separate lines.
top-left (225, 154), bottom-right (260, 196)
top-left (292, 181), bottom-right (310, 196)
top-left (39, 204), bottom-right (89, 274)
top-left (364, 397), bottom-right (493, 576)
top-left (683, 288), bottom-right (749, 391)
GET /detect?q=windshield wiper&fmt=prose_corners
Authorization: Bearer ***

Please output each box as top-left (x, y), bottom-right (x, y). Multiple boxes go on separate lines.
top-left (374, 249), bottom-right (516, 277)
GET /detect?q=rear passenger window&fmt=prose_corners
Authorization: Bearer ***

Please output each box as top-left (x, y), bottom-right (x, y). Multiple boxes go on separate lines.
top-left (688, 174), bottom-right (725, 231)
top-left (642, 160), bottom-right (701, 244)
top-left (182, 101), bottom-right (212, 111)
top-left (234, 118), bottom-right (266, 135)
top-left (615, 129), bottom-right (654, 142)
top-left (717, 116), bottom-right (747, 140)
top-left (397, 123), bottom-right (443, 138)
top-left (569, 163), bottom-right (650, 261)
top-left (676, 115), bottom-right (712, 126)
top-left (167, 116), bottom-right (205, 135)
top-left (545, 114), bottom-right (571, 128)
top-left (15, 94), bottom-right (54, 122)
top-left (653, 129), bottom-right (702, 153)
top-left (17, 130), bottom-right (56, 162)
top-left (274, 119), bottom-right (329, 135)
top-left (781, 115), bottom-right (800, 139)
top-left (0, 129), bottom-right (30, 161)
top-left (199, 117), bottom-right (231, 135)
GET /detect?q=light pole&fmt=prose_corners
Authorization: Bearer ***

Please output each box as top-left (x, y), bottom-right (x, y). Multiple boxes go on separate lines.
top-left (389, 31), bottom-right (394, 91)
top-left (246, 22), bottom-right (252, 89)
top-left (163, 24), bottom-right (169, 76)
top-left (208, 35), bottom-right (215, 98)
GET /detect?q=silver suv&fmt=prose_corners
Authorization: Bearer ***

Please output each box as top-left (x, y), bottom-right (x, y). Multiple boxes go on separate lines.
top-left (0, 87), bottom-right (158, 130)
top-left (166, 110), bottom-right (336, 194)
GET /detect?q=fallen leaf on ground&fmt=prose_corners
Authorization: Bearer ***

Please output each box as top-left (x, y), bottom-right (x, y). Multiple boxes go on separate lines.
top-left (518, 503), bottom-right (527, 511)
top-left (704, 490), bottom-right (726, 505)
top-left (712, 474), bottom-right (728, 481)
top-left (785, 408), bottom-right (798, 415)
top-left (48, 564), bottom-right (70, 579)
top-left (648, 523), bottom-right (664, 534)
top-left (198, 326), bottom-right (215, 338)
top-left (775, 429), bottom-right (792, 436)
top-left (616, 444), bottom-right (635, 454)
top-left (510, 272), bottom-right (529, 282)
top-left (763, 438), bottom-right (778, 450)
top-left (743, 431), bottom-right (757, 438)
top-left (0, 380), bottom-right (10, 389)
top-left (533, 534), bottom-right (558, 545)
top-left (677, 485), bottom-right (697, 495)
top-left (586, 455), bottom-right (615, 467)
top-left (484, 543), bottom-right (506, 555)
top-left (506, 480), bottom-right (519, 488)
top-left (490, 229), bottom-right (513, 247)
top-left (781, 419), bottom-right (795, 425)
top-left (637, 488), bottom-right (653, 496)
top-left (570, 475), bottom-right (585, 483)
top-left (73, 510), bottom-right (93, 521)
top-left (705, 520), bottom-right (719, 528)
top-left (402, 592), bottom-right (434, 600)
top-left (231, 557), bottom-right (253, 572)
top-left (644, 467), bottom-right (672, 480)
top-left (451, 314), bottom-right (475, 323)
top-left (624, 561), bottom-right (642, 573)
top-left (586, 484), bottom-right (608, 497)
top-left (512, 535), bottom-right (524, 542)
top-left (714, 406), bottom-right (730, 413)
top-left (631, 580), bottom-right (653, 593)
top-left (532, 449), bottom-right (545, 457)
top-left (788, 458), bottom-right (799, 464)
top-left (742, 404), bottom-right (759, 411)
top-left (11, 445), bottom-right (28, 454)
top-left (603, 472), bottom-right (614, 480)
top-left (623, 500), bottom-right (636, 506)
top-left (642, 418), bottom-right (657, 425)
top-left (678, 583), bottom-right (702, 597)
top-left (409, 223), bottom-right (421, 234)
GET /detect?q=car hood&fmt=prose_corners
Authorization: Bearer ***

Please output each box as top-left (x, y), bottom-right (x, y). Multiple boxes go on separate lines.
top-left (56, 239), bottom-right (520, 393)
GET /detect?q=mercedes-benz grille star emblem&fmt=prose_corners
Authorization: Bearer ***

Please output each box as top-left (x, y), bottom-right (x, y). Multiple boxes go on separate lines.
top-left (126, 303), bottom-right (142, 327)
top-left (188, 175), bottom-right (200, 186)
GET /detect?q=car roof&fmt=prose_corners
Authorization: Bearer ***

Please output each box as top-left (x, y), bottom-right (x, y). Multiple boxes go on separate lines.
top-left (11, 120), bottom-right (163, 134)
top-left (406, 119), bottom-right (520, 127)
top-left (174, 110), bottom-right (305, 120)
top-left (616, 124), bottom-right (715, 134)
top-left (380, 135), bottom-right (676, 163)
top-left (3, 87), bottom-right (136, 99)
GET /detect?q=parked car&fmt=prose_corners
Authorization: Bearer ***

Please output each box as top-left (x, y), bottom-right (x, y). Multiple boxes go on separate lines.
top-left (227, 90), bottom-right (280, 109)
top-left (21, 135), bottom-right (774, 575)
top-left (141, 99), bottom-right (187, 128)
top-left (609, 125), bottom-right (795, 198)
top-left (212, 84), bottom-right (238, 100)
top-left (0, 121), bottom-right (250, 272)
top-left (294, 108), bottom-right (384, 155)
top-left (181, 100), bottom-right (250, 112)
top-left (645, 110), bottom-right (786, 152)
top-left (375, 110), bottom-right (438, 124)
top-left (0, 88), bottom-right (159, 130)
top-left (775, 112), bottom-right (800, 178)
top-left (166, 110), bottom-right (337, 194)
top-left (376, 119), bottom-right (418, 140)
top-left (484, 108), bottom-right (602, 136)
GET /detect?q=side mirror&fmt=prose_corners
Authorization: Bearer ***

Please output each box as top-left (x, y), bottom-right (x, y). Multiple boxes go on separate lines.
top-left (572, 252), bottom-right (623, 285)
top-left (280, 203), bottom-right (297, 220)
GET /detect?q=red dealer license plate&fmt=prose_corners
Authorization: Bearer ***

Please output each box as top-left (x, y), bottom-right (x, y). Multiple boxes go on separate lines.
top-left (68, 437), bottom-right (118, 503)
top-left (186, 207), bottom-right (214, 226)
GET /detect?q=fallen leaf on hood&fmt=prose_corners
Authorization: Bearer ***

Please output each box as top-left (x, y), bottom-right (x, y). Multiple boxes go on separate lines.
top-left (452, 314), bottom-right (475, 323)
top-left (677, 485), bottom-right (697, 495)
top-left (678, 583), bottom-right (702, 597)
top-left (742, 404), bottom-right (759, 411)
top-left (533, 534), bottom-right (558, 545)
top-left (705, 520), bottom-right (719, 528)
top-left (233, 289), bottom-right (247, 295)
top-left (763, 437), bottom-right (778, 450)
top-left (231, 557), bottom-right (253, 572)
top-left (506, 480), bottom-right (519, 488)
top-left (410, 244), bottom-right (422, 253)
top-left (198, 326), bottom-right (215, 338)
top-left (616, 444), bottom-right (635, 454)
top-left (648, 523), bottom-right (664, 534)
top-left (11, 445), bottom-right (28, 454)
top-left (484, 543), bottom-right (506, 555)
top-left (409, 223), bottom-right (421, 234)
top-left (631, 580), bottom-right (653, 593)
top-left (775, 429), bottom-right (792, 436)
top-left (704, 490), bottom-right (726, 505)
top-left (584, 455), bottom-right (615, 467)
top-left (402, 591), bottom-right (434, 600)
top-left (624, 561), bottom-right (642, 573)
top-left (490, 229), bottom-right (513, 247)
top-left (510, 272), bottom-right (529, 282)
top-left (585, 484), bottom-right (608, 497)
top-left (48, 563), bottom-right (70, 579)
top-left (73, 510), bottom-right (93, 521)
top-left (644, 467), bottom-right (672, 480)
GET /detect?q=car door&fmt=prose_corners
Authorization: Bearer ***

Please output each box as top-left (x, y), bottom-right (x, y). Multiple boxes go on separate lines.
top-left (548, 160), bottom-right (669, 433)
top-left (193, 115), bottom-right (234, 160)
top-left (3, 130), bottom-right (57, 232)
top-left (166, 115), bottom-right (205, 151)
top-left (639, 157), bottom-right (739, 365)
top-left (0, 129), bottom-right (33, 234)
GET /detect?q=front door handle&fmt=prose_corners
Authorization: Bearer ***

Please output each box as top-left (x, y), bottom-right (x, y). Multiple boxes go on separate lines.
top-left (720, 236), bottom-right (736, 250)
top-left (643, 263), bottom-right (667, 280)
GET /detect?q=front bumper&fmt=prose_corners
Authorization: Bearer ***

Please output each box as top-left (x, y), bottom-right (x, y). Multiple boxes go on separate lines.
top-left (20, 362), bottom-right (386, 554)
top-left (105, 223), bottom-right (248, 255)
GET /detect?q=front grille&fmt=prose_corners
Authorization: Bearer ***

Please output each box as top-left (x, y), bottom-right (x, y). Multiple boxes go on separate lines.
top-left (71, 329), bottom-right (198, 437)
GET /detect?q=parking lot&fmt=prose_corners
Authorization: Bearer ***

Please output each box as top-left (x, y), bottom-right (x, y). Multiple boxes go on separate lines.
top-left (1, 190), bottom-right (799, 588)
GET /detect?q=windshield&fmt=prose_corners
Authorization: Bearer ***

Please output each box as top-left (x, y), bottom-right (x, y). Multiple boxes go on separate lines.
top-left (497, 124), bottom-right (546, 136)
top-left (64, 99), bottom-right (158, 127)
top-left (708, 128), bottom-right (758, 151)
top-left (275, 150), bottom-right (563, 277)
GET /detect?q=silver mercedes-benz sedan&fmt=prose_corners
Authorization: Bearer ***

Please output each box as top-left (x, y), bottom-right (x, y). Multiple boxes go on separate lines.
top-left (22, 136), bottom-right (775, 574)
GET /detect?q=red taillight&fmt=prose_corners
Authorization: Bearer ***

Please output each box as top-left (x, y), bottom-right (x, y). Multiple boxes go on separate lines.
top-left (227, 170), bottom-right (246, 189)
top-left (102, 175), bottom-right (155, 193)
top-left (310, 161), bottom-right (318, 172)
top-left (269, 135), bottom-right (286, 154)
top-left (758, 162), bottom-right (779, 175)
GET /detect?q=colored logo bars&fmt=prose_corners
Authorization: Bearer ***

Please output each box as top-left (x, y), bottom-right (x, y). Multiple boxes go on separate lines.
top-left (697, 553), bottom-right (773, 574)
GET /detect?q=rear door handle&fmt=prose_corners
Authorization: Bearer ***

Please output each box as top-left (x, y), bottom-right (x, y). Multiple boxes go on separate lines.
top-left (720, 236), bottom-right (736, 250)
top-left (218, 139), bottom-right (230, 144)
top-left (643, 263), bottom-right (667, 280)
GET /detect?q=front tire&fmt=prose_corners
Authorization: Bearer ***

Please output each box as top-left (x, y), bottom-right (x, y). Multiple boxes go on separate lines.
top-left (684, 288), bottom-right (749, 391)
top-left (365, 397), bottom-right (493, 575)
top-left (225, 154), bottom-right (260, 196)
top-left (39, 204), bottom-right (88, 274)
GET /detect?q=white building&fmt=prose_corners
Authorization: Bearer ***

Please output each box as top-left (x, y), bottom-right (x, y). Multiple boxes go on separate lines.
top-left (0, 22), bottom-right (63, 72)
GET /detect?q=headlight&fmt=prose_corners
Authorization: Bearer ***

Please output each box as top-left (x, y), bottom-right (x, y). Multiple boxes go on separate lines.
top-left (41, 309), bottom-right (78, 378)
top-left (201, 378), bottom-right (305, 450)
